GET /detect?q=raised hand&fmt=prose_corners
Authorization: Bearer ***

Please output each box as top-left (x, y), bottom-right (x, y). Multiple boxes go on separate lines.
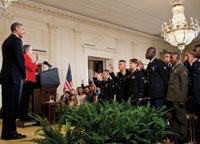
top-left (110, 65), bottom-right (114, 72)
top-left (35, 53), bottom-right (39, 64)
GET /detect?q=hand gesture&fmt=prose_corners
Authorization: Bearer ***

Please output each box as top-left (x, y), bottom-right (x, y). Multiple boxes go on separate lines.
top-left (81, 79), bottom-right (84, 84)
top-left (35, 53), bottom-right (39, 64)
top-left (94, 72), bottom-right (98, 78)
top-left (110, 65), bottom-right (114, 72)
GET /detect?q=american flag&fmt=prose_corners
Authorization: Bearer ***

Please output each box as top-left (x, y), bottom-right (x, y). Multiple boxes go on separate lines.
top-left (64, 64), bottom-right (73, 91)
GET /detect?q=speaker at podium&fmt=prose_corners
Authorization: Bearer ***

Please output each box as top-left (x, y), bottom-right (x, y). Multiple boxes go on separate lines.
top-left (35, 67), bottom-right (60, 88)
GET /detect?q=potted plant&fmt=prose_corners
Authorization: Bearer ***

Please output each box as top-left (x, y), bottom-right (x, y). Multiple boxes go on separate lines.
top-left (28, 100), bottom-right (176, 144)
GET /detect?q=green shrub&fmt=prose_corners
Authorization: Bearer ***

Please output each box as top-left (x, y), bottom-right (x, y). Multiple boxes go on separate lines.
top-left (28, 100), bottom-right (175, 144)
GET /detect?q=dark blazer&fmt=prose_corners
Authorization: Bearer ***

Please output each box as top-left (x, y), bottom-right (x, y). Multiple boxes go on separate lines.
top-left (192, 59), bottom-right (200, 104)
top-left (127, 69), bottom-right (145, 100)
top-left (184, 60), bottom-right (193, 96)
top-left (110, 69), bottom-right (131, 101)
top-left (94, 78), bottom-right (115, 101)
top-left (0, 34), bottom-right (26, 84)
top-left (145, 58), bottom-right (169, 99)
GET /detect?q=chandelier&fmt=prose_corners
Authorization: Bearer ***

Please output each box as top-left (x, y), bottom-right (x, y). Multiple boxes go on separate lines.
top-left (0, 0), bottom-right (15, 13)
top-left (161, 0), bottom-right (200, 52)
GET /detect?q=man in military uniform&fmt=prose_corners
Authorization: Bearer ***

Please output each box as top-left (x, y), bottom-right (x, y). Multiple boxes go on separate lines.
top-left (127, 58), bottom-right (145, 104)
top-left (110, 60), bottom-right (131, 102)
top-left (93, 70), bottom-right (115, 101)
top-left (145, 47), bottom-right (169, 107)
top-left (193, 44), bottom-right (200, 133)
top-left (166, 52), bottom-right (188, 143)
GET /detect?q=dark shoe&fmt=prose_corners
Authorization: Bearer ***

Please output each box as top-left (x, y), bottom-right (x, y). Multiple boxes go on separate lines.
top-left (174, 138), bottom-right (188, 144)
top-left (17, 133), bottom-right (27, 138)
top-left (2, 133), bottom-right (26, 140)
top-left (20, 117), bottom-right (31, 121)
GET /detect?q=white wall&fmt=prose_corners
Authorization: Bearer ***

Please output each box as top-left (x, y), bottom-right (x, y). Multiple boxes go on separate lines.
top-left (0, 1), bottom-right (178, 107)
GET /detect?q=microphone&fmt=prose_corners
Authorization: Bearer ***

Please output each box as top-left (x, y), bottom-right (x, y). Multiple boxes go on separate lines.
top-left (43, 61), bottom-right (52, 68)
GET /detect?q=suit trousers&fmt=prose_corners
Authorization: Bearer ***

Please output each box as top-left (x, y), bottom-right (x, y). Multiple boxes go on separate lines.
top-left (1, 84), bottom-right (20, 138)
top-left (20, 81), bottom-right (35, 121)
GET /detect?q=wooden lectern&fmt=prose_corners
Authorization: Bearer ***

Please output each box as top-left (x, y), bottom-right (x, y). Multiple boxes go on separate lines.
top-left (33, 88), bottom-right (57, 116)
top-left (33, 68), bottom-right (61, 124)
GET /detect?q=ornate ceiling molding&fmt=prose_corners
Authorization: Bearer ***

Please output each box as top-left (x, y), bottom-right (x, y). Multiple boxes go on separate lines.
top-left (13, 0), bottom-right (156, 40)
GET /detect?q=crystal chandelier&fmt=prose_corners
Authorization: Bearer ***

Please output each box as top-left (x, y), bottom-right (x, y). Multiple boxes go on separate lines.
top-left (0, 0), bottom-right (15, 13)
top-left (161, 0), bottom-right (200, 52)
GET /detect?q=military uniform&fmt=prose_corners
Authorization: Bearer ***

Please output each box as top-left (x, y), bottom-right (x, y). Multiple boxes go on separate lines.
top-left (192, 59), bottom-right (200, 104)
top-left (184, 60), bottom-right (193, 97)
top-left (127, 69), bottom-right (145, 102)
top-left (192, 59), bottom-right (200, 130)
top-left (145, 58), bottom-right (169, 107)
top-left (94, 78), bottom-right (115, 101)
top-left (167, 63), bottom-right (188, 141)
top-left (110, 69), bottom-right (131, 102)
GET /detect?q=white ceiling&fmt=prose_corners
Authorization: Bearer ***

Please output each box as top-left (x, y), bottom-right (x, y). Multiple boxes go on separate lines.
top-left (30, 0), bottom-right (200, 37)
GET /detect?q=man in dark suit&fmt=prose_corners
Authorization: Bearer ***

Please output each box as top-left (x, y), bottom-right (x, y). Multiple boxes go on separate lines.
top-left (145, 47), bottom-right (169, 107)
top-left (0, 22), bottom-right (26, 140)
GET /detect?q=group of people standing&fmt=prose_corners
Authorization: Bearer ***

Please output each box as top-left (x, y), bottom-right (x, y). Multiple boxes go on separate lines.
top-left (59, 46), bottom-right (200, 143)
top-left (83, 46), bottom-right (200, 143)
top-left (0, 22), bottom-right (39, 140)
top-left (1, 22), bottom-right (200, 143)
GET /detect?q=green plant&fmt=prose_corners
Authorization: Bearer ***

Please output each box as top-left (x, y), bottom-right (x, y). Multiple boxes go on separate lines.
top-left (28, 100), bottom-right (176, 144)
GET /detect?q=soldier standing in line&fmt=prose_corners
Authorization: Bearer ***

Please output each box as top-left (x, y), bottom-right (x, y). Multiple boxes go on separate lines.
top-left (193, 44), bottom-right (200, 135)
top-left (145, 47), bottom-right (169, 107)
top-left (93, 70), bottom-right (115, 101)
top-left (109, 60), bottom-right (131, 102)
top-left (127, 58), bottom-right (145, 104)
top-left (166, 52), bottom-right (188, 143)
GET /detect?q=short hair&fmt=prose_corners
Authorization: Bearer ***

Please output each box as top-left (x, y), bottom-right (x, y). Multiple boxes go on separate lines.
top-left (103, 70), bottom-right (109, 74)
top-left (129, 58), bottom-right (138, 65)
top-left (194, 44), bottom-right (200, 49)
top-left (119, 60), bottom-right (126, 63)
top-left (65, 91), bottom-right (71, 95)
top-left (164, 51), bottom-right (172, 55)
top-left (10, 22), bottom-right (23, 32)
top-left (171, 52), bottom-right (180, 60)
top-left (148, 47), bottom-right (156, 53)
top-left (23, 44), bottom-right (31, 53)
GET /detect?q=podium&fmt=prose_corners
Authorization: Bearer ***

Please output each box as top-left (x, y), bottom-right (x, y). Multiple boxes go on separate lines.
top-left (33, 68), bottom-right (61, 124)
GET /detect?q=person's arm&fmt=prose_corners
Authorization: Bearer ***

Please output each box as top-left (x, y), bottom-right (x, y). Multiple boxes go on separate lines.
top-left (93, 72), bottom-right (102, 87)
top-left (138, 71), bottom-right (145, 99)
top-left (158, 60), bottom-right (169, 87)
top-left (81, 79), bottom-right (85, 88)
top-left (13, 38), bottom-right (26, 79)
top-left (108, 80), bottom-right (115, 100)
top-left (93, 95), bottom-right (97, 104)
top-left (109, 65), bottom-right (118, 83)
top-left (25, 54), bottom-right (37, 72)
